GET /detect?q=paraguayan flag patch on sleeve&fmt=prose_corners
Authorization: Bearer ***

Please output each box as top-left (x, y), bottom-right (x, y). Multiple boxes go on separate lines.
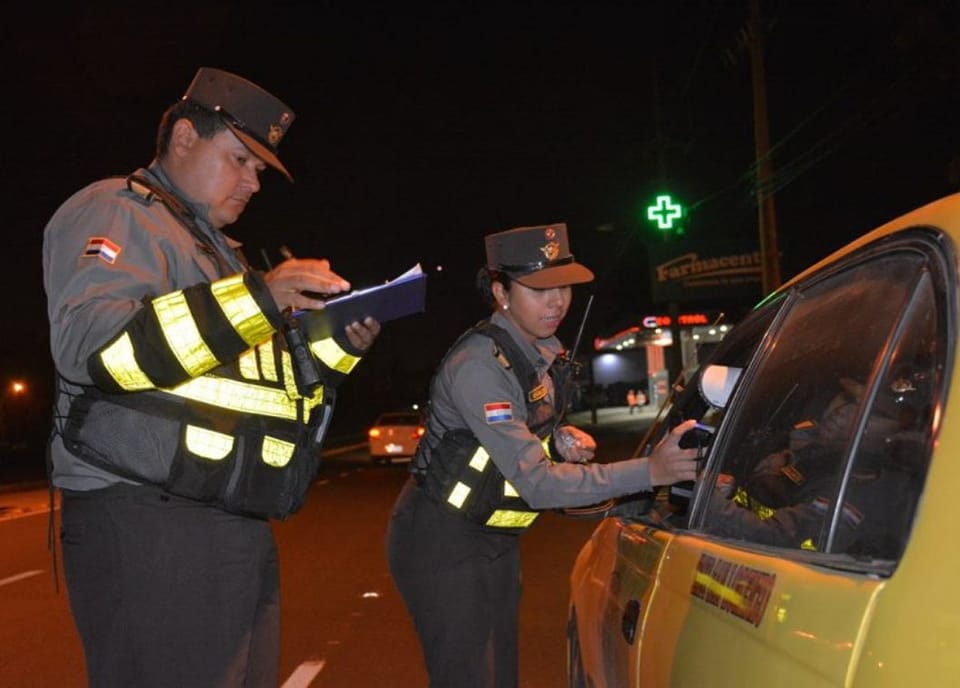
top-left (82, 236), bottom-right (122, 265)
top-left (484, 402), bottom-right (513, 423)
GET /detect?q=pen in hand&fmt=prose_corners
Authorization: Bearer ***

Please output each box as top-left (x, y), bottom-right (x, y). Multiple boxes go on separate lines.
top-left (274, 245), bottom-right (352, 305)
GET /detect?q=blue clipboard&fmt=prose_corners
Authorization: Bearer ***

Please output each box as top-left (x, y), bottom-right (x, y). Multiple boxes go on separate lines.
top-left (296, 267), bottom-right (427, 340)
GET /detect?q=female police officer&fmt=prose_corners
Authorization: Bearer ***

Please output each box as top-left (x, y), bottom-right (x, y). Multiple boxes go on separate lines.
top-left (386, 223), bottom-right (699, 687)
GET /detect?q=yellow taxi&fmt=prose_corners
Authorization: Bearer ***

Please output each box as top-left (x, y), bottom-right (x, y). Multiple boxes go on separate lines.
top-left (568, 193), bottom-right (960, 686)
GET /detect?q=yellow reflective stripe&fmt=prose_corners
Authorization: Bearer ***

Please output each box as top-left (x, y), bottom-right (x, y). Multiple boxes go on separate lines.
top-left (485, 510), bottom-right (539, 529)
top-left (503, 481), bottom-right (519, 498)
top-left (468, 446), bottom-right (490, 471)
top-left (99, 332), bottom-right (155, 391)
top-left (732, 486), bottom-right (776, 520)
top-left (447, 481), bottom-right (471, 509)
top-left (304, 387), bottom-right (325, 416)
top-left (310, 338), bottom-right (360, 374)
top-left (239, 349), bottom-right (259, 380)
top-left (210, 274), bottom-right (274, 347)
top-left (732, 486), bottom-right (750, 508)
top-left (542, 436), bottom-right (552, 459)
top-left (152, 290), bottom-right (219, 376)
top-left (259, 339), bottom-right (278, 381)
top-left (168, 376), bottom-right (298, 420)
top-left (755, 504), bottom-right (776, 520)
top-left (184, 425), bottom-right (234, 460)
top-left (281, 351), bottom-right (299, 399)
top-left (275, 351), bottom-right (325, 415)
top-left (800, 538), bottom-right (817, 551)
top-left (262, 435), bottom-right (295, 467)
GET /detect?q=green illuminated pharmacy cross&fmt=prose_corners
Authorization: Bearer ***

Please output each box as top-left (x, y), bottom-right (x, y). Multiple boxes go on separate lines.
top-left (647, 195), bottom-right (683, 230)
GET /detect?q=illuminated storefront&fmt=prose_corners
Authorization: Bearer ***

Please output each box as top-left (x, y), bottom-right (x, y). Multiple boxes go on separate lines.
top-left (592, 311), bottom-right (733, 408)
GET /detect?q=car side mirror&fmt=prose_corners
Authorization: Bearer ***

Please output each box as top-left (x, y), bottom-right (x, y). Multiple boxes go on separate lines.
top-left (700, 365), bottom-right (742, 409)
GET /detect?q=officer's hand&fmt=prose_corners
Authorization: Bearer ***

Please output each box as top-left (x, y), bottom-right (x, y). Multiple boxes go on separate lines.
top-left (344, 317), bottom-right (380, 352)
top-left (265, 258), bottom-right (351, 312)
top-left (646, 419), bottom-right (700, 486)
top-left (554, 425), bottom-right (596, 463)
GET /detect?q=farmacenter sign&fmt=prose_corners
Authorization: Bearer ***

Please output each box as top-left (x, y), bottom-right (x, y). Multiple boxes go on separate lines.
top-left (649, 239), bottom-right (762, 303)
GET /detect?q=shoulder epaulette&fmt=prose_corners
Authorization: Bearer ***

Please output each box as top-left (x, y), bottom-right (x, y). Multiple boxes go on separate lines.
top-left (126, 175), bottom-right (158, 206)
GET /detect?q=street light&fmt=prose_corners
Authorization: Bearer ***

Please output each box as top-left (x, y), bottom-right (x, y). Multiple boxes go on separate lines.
top-left (1, 379), bottom-right (28, 447)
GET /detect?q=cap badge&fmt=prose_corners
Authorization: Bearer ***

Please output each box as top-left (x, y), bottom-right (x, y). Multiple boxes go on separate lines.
top-left (544, 226), bottom-right (557, 241)
top-left (268, 124), bottom-right (284, 147)
top-left (540, 241), bottom-right (560, 262)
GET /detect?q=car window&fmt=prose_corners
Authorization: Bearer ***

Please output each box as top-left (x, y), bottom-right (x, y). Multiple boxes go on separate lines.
top-left (696, 246), bottom-right (944, 567)
top-left (646, 299), bottom-right (784, 520)
top-left (828, 270), bottom-right (941, 560)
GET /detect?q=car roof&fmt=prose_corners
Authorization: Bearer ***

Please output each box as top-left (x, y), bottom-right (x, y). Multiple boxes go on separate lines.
top-left (777, 192), bottom-right (960, 294)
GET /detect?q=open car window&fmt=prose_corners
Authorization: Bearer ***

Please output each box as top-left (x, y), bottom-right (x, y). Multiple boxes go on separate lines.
top-left (628, 233), bottom-right (948, 576)
top-left (693, 242), bottom-right (946, 571)
top-left (624, 294), bottom-right (785, 523)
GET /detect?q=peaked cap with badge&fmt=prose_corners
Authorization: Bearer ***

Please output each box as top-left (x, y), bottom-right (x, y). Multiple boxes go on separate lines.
top-left (485, 223), bottom-right (594, 289)
top-left (182, 67), bottom-right (296, 182)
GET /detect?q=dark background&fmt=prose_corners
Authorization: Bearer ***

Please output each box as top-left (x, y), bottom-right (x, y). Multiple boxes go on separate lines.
top-left (4, 0), bottom-right (959, 445)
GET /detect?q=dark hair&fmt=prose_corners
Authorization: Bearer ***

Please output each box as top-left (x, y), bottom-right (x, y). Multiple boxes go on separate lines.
top-left (155, 100), bottom-right (228, 159)
top-left (476, 267), bottom-right (513, 309)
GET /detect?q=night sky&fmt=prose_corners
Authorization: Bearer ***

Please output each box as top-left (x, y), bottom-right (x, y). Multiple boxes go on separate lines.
top-left (5, 1), bottom-right (959, 437)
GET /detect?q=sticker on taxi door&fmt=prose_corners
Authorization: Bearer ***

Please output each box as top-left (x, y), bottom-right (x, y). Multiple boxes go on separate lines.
top-left (690, 553), bottom-right (776, 627)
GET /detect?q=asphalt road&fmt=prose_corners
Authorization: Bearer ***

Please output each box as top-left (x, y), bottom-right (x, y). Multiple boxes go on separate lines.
top-left (0, 408), bottom-right (653, 687)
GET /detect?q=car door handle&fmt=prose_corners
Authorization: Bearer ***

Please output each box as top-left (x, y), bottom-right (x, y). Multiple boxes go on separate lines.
top-left (622, 599), bottom-right (641, 645)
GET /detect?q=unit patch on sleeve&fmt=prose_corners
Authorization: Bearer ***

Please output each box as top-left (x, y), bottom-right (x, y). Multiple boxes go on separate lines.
top-left (82, 237), bottom-right (122, 264)
top-left (484, 402), bottom-right (513, 424)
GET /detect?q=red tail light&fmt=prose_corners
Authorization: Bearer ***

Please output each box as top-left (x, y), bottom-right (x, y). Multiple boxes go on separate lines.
top-left (414, 427), bottom-right (426, 438)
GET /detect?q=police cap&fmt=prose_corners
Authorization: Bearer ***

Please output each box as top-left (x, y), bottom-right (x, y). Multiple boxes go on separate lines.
top-left (484, 223), bottom-right (594, 289)
top-left (183, 67), bottom-right (296, 182)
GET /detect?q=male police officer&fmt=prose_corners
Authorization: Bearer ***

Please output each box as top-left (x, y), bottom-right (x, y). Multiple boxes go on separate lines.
top-left (43, 67), bottom-right (379, 687)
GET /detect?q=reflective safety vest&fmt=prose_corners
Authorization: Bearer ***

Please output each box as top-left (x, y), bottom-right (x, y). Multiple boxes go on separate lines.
top-left (416, 321), bottom-right (562, 534)
top-left (732, 486), bottom-right (777, 521)
top-left (59, 172), bottom-right (361, 520)
top-left (62, 340), bottom-right (348, 519)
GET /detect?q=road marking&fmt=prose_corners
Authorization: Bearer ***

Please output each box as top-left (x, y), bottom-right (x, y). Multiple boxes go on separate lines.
top-left (0, 570), bottom-right (43, 587)
top-left (281, 659), bottom-right (326, 688)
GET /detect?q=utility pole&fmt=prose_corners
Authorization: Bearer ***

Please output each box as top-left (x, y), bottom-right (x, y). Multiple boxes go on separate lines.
top-left (749, 0), bottom-right (781, 294)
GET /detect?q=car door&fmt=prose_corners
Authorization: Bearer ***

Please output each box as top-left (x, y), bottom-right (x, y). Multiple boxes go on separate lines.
top-left (626, 231), bottom-right (946, 686)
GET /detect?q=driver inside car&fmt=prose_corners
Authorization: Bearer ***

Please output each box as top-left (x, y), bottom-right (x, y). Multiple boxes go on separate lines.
top-left (706, 372), bottom-right (923, 557)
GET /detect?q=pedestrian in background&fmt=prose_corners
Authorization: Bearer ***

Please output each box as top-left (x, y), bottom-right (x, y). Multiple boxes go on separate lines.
top-left (43, 67), bottom-right (379, 687)
top-left (386, 223), bottom-right (699, 687)
top-left (627, 388), bottom-right (639, 414)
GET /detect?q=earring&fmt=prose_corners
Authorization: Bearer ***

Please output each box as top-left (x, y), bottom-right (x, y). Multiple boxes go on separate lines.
top-left (502, 303), bottom-right (509, 310)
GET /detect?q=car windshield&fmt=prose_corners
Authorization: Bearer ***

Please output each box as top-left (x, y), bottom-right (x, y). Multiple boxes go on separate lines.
top-left (377, 413), bottom-right (421, 426)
